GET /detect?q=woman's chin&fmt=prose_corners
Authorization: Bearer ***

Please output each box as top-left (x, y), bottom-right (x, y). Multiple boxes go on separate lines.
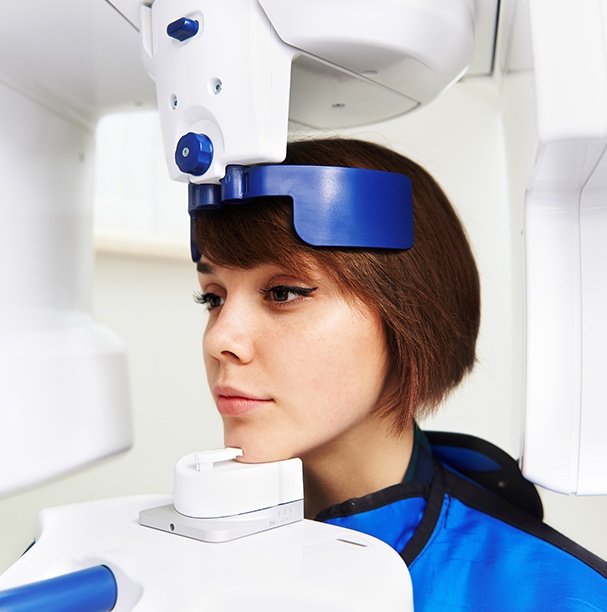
top-left (233, 447), bottom-right (293, 464)
top-left (222, 418), bottom-right (302, 463)
top-left (224, 436), bottom-right (293, 464)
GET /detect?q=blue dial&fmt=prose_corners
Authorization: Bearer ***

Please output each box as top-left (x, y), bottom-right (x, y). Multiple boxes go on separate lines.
top-left (175, 133), bottom-right (214, 176)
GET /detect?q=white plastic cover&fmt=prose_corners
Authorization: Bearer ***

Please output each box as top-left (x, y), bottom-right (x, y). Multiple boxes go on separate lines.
top-left (503, 0), bottom-right (607, 494)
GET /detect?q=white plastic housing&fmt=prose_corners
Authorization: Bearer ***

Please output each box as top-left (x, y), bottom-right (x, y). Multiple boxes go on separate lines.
top-left (0, 496), bottom-right (414, 611)
top-left (144, 0), bottom-right (477, 183)
top-left (174, 450), bottom-right (303, 518)
top-left (0, 0), bottom-right (156, 497)
top-left (502, 0), bottom-right (607, 494)
top-left (0, 82), bottom-right (132, 497)
top-left (261, 0), bottom-right (476, 113)
top-left (142, 0), bottom-right (294, 184)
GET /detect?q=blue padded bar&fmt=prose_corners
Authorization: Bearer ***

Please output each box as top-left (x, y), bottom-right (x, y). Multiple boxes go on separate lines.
top-left (0, 565), bottom-right (117, 612)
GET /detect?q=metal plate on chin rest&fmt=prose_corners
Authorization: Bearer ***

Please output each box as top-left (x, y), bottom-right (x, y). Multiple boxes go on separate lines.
top-left (139, 500), bottom-right (304, 543)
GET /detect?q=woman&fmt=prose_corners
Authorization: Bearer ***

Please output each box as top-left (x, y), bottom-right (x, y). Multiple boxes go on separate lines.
top-left (193, 138), bottom-right (607, 610)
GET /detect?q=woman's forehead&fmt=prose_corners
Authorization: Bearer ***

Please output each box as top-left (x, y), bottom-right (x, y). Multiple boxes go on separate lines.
top-left (196, 257), bottom-right (318, 280)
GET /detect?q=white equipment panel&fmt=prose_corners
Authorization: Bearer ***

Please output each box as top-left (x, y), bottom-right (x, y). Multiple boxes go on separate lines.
top-left (501, 0), bottom-right (607, 494)
top-left (0, 495), bottom-right (414, 611)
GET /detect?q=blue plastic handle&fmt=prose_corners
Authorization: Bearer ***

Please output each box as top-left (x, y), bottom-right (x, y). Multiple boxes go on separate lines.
top-left (167, 17), bottom-right (199, 42)
top-left (0, 565), bottom-right (117, 612)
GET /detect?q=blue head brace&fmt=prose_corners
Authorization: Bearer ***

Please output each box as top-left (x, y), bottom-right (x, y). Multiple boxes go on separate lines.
top-left (188, 164), bottom-right (413, 262)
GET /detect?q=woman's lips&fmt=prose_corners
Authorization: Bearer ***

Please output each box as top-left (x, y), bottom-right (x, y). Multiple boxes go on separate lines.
top-left (214, 387), bottom-right (272, 417)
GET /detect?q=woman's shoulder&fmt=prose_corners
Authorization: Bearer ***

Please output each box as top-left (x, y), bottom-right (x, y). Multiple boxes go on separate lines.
top-left (411, 432), bottom-right (607, 610)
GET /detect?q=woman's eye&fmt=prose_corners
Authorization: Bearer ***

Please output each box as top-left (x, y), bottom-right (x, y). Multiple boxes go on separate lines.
top-left (261, 285), bottom-right (317, 303)
top-left (193, 291), bottom-right (225, 310)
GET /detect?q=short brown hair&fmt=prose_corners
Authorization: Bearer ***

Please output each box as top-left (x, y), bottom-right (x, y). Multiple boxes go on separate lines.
top-left (194, 138), bottom-right (480, 432)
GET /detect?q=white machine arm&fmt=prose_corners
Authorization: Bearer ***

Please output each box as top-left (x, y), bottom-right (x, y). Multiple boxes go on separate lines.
top-left (141, 0), bottom-right (477, 183)
top-left (501, 0), bottom-right (607, 494)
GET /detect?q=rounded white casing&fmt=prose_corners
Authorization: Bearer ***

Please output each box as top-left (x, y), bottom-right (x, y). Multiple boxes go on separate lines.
top-left (0, 0), bottom-right (154, 497)
top-left (174, 450), bottom-right (303, 518)
top-left (0, 82), bottom-right (132, 497)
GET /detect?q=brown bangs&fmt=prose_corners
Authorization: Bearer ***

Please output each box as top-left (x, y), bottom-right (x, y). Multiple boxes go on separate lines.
top-left (193, 196), bottom-right (315, 274)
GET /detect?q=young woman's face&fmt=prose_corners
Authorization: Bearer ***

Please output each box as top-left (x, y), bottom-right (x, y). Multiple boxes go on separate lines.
top-left (197, 258), bottom-right (389, 463)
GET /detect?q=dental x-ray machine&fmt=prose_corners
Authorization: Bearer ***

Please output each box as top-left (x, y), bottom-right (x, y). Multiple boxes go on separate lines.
top-left (1, 0), bottom-right (607, 609)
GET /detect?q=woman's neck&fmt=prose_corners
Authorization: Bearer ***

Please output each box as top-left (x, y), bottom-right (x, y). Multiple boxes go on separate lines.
top-left (301, 417), bottom-right (415, 519)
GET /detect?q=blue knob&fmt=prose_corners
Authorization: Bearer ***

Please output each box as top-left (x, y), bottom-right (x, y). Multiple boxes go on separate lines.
top-left (175, 133), bottom-right (214, 176)
top-left (167, 18), bottom-right (199, 42)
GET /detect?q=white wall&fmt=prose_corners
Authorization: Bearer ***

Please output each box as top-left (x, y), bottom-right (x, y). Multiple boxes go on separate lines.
top-left (2, 77), bottom-right (607, 576)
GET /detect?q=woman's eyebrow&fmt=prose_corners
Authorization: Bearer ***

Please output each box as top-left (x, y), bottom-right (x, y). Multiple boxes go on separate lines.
top-left (196, 261), bottom-right (216, 274)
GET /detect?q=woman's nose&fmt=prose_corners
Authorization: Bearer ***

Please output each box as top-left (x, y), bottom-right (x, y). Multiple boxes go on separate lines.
top-left (203, 299), bottom-right (255, 364)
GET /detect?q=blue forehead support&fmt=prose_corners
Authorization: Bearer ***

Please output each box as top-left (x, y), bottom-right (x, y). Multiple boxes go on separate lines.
top-left (188, 164), bottom-right (413, 262)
